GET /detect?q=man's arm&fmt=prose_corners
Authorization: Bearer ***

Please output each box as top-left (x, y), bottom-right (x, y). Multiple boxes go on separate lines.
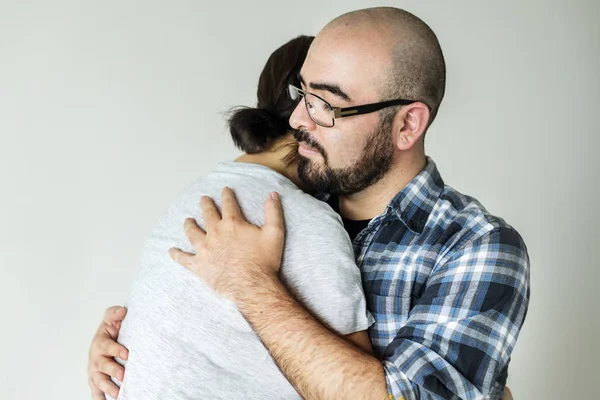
top-left (236, 274), bottom-right (387, 399)
top-left (380, 226), bottom-right (530, 399)
top-left (171, 189), bottom-right (528, 399)
top-left (170, 189), bottom-right (391, 399)
top-left (346, 330), bottom-right (374, 355)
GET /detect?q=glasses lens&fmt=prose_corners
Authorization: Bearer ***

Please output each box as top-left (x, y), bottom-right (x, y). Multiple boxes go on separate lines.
top-left (288, 85), bottom-right (334, 127)
top-left (305, 93), bottom-right (334, 127)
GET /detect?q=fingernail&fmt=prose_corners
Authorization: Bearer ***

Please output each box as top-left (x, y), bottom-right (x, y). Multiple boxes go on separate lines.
top-left (270, 192), bottom-right (280, 201)
top-left (120, 350), bottom-right (128, 360)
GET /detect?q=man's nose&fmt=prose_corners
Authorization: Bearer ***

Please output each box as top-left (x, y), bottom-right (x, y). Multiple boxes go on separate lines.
top-left (289, 100), bottom-right (317, 131)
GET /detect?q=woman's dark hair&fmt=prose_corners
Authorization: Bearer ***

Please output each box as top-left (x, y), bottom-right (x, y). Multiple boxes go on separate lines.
top-left (228, 35), bottom-right (314, 154)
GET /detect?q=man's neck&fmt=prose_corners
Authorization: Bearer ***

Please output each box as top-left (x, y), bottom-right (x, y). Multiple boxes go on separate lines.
top-left (338, 155), bottom-right (427, 221)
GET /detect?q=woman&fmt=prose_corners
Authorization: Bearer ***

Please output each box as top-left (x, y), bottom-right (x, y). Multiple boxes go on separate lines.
top-left (88, 35), bottom-right (373, 400)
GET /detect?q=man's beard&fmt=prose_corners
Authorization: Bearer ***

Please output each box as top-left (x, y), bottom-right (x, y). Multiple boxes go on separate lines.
top-left (293, 119), bottom-right (394, 196)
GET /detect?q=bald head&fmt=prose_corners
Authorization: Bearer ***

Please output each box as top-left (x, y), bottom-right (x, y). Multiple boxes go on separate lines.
top-left (322, 7), bottom-right (446, 129)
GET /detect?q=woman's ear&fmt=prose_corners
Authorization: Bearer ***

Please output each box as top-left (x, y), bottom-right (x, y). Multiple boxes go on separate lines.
top-left (392, 102), bottom-right (430, 151)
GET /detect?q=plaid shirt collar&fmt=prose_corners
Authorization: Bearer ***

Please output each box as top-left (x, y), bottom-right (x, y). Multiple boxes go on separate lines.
top-left (380, 156), bottom-right (445, 235)
top-left (316, 157), bottom-right (445, 235)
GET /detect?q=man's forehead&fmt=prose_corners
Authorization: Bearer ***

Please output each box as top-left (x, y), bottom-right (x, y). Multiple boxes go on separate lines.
top-left (300, 35), bottom-right (387, 101)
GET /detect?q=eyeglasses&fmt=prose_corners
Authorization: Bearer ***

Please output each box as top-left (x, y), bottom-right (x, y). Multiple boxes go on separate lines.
top-left (288, 84), bottom-right (418, 128)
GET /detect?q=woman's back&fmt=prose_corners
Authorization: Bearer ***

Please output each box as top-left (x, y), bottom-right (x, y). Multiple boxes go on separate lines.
top-left (114, 161), bottom-right (372, 399)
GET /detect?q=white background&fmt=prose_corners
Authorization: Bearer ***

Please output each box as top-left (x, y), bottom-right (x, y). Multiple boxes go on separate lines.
top-left (1, 1), bottom-right (598, 399)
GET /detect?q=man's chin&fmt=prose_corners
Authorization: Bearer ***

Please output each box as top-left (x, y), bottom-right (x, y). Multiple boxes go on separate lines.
top-left (299, 158), bottom-right (325, 176)
top-left (298, 162), bottom-right (326, 189)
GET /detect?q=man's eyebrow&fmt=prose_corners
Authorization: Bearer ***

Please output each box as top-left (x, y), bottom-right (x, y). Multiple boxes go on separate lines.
top-left (297, 73), bottom-right (352, 103)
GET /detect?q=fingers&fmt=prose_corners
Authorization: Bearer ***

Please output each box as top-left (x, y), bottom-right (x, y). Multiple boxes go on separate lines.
top-left (98, 335), bottom-right (129, 360)
top-left (89, 307), bottom-right (127, 399)
top-left (220, 187), bottom-right (242, 221)
top-left (200, 195), bottom-right (221, 228)
top-left (94, 355), bottom-right (125, 382)
top-left (101, 306), bottom-right (127, 338)
top-left (91, 385), bottom-right (106, 400)
top-left (264, 192), bottom-right (285, 240)
top-left (169, 247), bottom-right (196, 270)
top-left (91, 327), bottom-right (128, 360)
top-left (103, 306), bottom-right (126, 326)
top-left (90, 371), bottom-right (120, 399)
top-left (183, 217), bottom-right (206, 248)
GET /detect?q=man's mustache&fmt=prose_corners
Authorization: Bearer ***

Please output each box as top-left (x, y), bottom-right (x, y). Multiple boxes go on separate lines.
top-left (292, 129), bottom-right (327, 160)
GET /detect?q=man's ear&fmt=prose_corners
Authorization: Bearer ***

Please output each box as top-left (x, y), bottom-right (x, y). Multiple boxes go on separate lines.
top-left (392, 102), bottom-right (430, 151)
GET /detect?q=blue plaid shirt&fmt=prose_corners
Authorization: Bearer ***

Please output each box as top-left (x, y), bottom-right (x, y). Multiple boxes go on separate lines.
top-left (350, 158), bottom-right (530, 400)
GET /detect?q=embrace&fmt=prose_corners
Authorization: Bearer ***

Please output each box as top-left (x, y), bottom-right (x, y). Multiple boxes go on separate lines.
top-left (88, 7), bottom-right (529, 400)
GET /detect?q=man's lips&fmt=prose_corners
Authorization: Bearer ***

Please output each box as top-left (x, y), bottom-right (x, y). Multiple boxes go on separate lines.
top-left (298, 142), bottom-right (320, 156)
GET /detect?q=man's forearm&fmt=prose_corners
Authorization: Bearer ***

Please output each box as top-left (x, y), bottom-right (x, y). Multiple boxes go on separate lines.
top-left (236, 275), bottom-right (390, 400)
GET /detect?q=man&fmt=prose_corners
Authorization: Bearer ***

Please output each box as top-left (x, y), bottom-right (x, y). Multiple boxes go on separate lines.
top-left (90, 7), bottom-right (528, 400)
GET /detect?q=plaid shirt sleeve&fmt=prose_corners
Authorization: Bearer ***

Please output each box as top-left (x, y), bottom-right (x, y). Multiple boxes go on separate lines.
top-left (382, 226), bottom-right (530, 400)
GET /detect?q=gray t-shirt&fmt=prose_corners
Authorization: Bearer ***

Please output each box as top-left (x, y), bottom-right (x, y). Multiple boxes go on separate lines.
top-left (113, 161), bottom-right (373, 400)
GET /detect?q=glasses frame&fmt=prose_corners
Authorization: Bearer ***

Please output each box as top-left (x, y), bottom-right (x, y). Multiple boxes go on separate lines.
top-left (288, 84), bottom-right (418, 128)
